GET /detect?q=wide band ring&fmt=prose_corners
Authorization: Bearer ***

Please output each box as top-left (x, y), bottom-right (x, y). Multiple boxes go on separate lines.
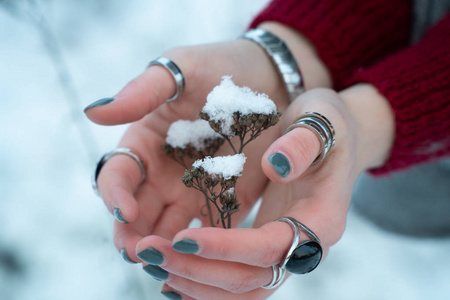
top-left (276, 217), bottom-right (323, 275)
top-left (284, 112), bottom-right (335, 165)
top-left (92, 147), bottom-right (146, 196)
top-left (242, 29), bottom-right (305, 103)
top-left (148, 57), bottom-right (185, 102)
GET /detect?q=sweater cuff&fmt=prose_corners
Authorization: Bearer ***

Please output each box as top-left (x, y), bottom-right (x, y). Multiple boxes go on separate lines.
top-left (250, 0), bottom-right (411, 90)
top-left (352, 14), bottom-right (450, 175)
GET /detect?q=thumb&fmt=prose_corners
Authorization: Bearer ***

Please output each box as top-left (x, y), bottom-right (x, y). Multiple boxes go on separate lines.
top-left (262, 123), bottom-right (322, 184)
top-left (84, 58), bottom-right (180, 125)
top-left (262, 88), bottom-right (343, 183)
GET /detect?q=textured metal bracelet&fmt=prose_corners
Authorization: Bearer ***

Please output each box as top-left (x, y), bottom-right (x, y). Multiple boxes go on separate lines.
top-left (242, 28), bottom-right (305, 102)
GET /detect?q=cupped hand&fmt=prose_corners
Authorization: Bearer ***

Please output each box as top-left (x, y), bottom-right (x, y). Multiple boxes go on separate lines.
top-left (136, 86), bottom-right (395, 300)
top-left (85, 39), bottom-right (293, 262)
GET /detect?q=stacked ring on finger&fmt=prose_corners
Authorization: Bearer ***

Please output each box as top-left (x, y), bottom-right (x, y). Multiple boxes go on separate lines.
top-left (284, 112), bottom-right (336, 165)
top-left (92, 147), bottom-right (146, 196)
top-left (263, 217), bottom-right (322, 289)
top-left (148, 57), bottom-right (185, 102)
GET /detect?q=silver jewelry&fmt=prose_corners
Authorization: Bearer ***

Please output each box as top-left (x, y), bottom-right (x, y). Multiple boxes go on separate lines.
top-left (262, 265), bottom-right (286, 289)
top-left (148, 57), bottom-right (185, 102)
top-left (263, 217), bottom-right (300, 289)
top-left (242, 29), bottom-right (304, 102)
top-left (263, 216), bottom-right (322, 288)
top-left (92, 147), bottom-right (146, 195)
top-left (277, 217), bottom-right (322, 275)
top-left (284, 112), bottom-right (335, 165)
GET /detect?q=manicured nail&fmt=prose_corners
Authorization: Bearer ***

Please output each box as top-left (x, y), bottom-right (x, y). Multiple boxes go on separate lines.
top-left (137, 248), bottom-right (164, 265)
top-left (143, 265), bottom-right (169, 281)
top-left (84, 97), bottom-right (114, 112)
top-left (114, 208), bottom-right (128, 224)
top-left (172, 239), bottom-right (199, 254)
top-left (121, 248), bottom-right (137, 264)
top-left (269, 153), bottom-right (290, 178)
top-left (161, 291), bottom-right (182, 300)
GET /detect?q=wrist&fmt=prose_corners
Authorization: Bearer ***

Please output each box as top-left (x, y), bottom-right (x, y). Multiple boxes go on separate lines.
top-left (339, 84), bottom-right (395, 172)
top-left (257, 22), bottom-right (332, 90)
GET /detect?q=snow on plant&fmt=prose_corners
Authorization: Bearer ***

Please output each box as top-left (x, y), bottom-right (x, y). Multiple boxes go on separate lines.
top-left (162, 76), bottom-right (280, 228)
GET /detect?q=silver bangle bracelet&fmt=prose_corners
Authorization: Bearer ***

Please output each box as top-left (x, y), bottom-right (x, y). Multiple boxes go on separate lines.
top-left (241, 28), bottom-right (305, 102)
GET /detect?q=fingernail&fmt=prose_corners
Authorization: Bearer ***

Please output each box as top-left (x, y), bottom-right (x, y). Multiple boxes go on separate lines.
top-left (269, 153), bottom-right (290, 178)
top-left (172, 239), bottom-right (199, 254)
top-left (143, 265), bottom-right (169, 281)
top-left (137, 248), bottom-right (164, 265)
top-left (161, 291), bottom-right (182, 300)
top-left (121, 248), bottom-right (137, 264)
top-left (114, 208), bottom-right (128, 224)
top-left (84, 97), bottom-right (114, 112)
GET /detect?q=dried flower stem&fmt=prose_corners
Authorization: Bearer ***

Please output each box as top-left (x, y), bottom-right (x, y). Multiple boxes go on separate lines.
top-left (164, 111), bottom-right (280, 229)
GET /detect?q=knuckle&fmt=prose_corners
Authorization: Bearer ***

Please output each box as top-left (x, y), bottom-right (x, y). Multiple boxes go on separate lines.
top-left (290, 131), bottom-right (318, 163)
top-left (225, 273), bottom-right (257, 294)
top-left (253, 243), bottom-right (281, 268)
top-left (177, 264), bottom-right (197, 280)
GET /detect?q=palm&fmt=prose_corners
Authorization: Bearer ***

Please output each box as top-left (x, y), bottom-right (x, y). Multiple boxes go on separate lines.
top-left (90, 41), bottom-right (289, 249)
top-left (117, 92), bottom-right (283, 239)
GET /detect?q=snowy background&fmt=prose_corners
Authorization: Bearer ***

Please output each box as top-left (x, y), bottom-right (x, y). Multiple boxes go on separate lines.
top-left (1, 1), bottom-right (449, 299)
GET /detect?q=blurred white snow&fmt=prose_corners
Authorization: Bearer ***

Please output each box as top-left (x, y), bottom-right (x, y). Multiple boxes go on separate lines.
top-left (0, 1), bottom-right (449, 299)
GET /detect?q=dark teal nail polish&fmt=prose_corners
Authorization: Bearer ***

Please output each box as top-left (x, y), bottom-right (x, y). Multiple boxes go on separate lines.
top-left (161, 291), bottom-right (182, 300)
top-left (269, 153), bottom-right (290, 178)
top-left (143, 265), bottom-right (169, 281)
top-left (114, 208), bottom-right (128, 224)
top-left (172, 239), bottom-right (199, 254)
top-left (121, 248), bottom-right (136, 264)
top-left (137, 248), bottom-right (164, 265)
top-left (84, 97), bottom-right (114, 112)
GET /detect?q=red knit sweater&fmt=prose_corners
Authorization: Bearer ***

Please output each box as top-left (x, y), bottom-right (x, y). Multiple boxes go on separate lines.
top-left (250, 0), bottom-right (450, 175)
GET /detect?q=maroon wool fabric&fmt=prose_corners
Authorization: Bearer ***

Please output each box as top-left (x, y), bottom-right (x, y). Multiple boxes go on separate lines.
top-left (352, 14), bottom-right (450, 174)
top-left (250, 0), bottom-right (450, 174)
top-left (250, 0), bottom-right (412, 90)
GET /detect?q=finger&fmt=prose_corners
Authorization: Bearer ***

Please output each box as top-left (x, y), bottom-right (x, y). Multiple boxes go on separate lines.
top-left (161, 284), bottom-right (194, 300)
top-left (262, 127), bottom-right (321, 183)
top-left (113, 190), bottom-right (166, 263)
top-left (113, 221), bottom-right (144, 264)
top-left (170, 206), bottom-right (337, 267)
top-left (96, 154), bottom-right (143, 223)
top-left (150, 201), bottom-right (199, 240)
top-left (165, 273), bottom-right (275, 300)
top-left (136, 236), bottom-right (272, 294)
top-left (261, 89), bottom-right (348, 184)
top-left (170, 223), bottom-right (296, 268)
top-left (84, 58), bottom-right (179, 125)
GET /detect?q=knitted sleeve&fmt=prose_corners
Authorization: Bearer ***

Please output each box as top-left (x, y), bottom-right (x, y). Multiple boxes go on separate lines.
top-left (250, 0), bottom-right (412, 90)
top-left (352, 13), bottom-right (450, 175)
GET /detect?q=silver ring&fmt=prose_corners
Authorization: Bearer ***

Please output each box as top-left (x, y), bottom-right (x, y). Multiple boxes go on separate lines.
top-left (262, 217), bottom-right (300, 289)
top-left (277, 217), bottom-right (322, 275)
top-left (242, 29), bottom-right (305, 102)
top-left (284, 112), bottom-right (335, 165)
top-left (148, 57), bottom-right (185, 102)
top-left (92, 147), bottom-right (146, 195)
top-left (262, 265), bottom-right (286, 289)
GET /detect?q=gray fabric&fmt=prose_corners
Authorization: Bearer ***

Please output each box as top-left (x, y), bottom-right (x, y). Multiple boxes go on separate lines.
top-left (411, 0), bottom-right (450, 41)
top-left (352, 159), bottom-right (450, 237)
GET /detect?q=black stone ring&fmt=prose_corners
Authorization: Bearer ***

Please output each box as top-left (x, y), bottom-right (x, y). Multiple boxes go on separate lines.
top-left (276, 217), bottom-right (323, 274)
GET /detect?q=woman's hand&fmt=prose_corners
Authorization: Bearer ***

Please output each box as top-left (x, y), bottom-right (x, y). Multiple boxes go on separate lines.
top-left (85, 23), bottom-right (330, 263)
top-left (135, 85), bottom-right (395, 300)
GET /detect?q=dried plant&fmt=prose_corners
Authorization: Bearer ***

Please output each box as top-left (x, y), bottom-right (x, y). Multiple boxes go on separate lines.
top-left (162, 78), bottom-right (280, 228)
